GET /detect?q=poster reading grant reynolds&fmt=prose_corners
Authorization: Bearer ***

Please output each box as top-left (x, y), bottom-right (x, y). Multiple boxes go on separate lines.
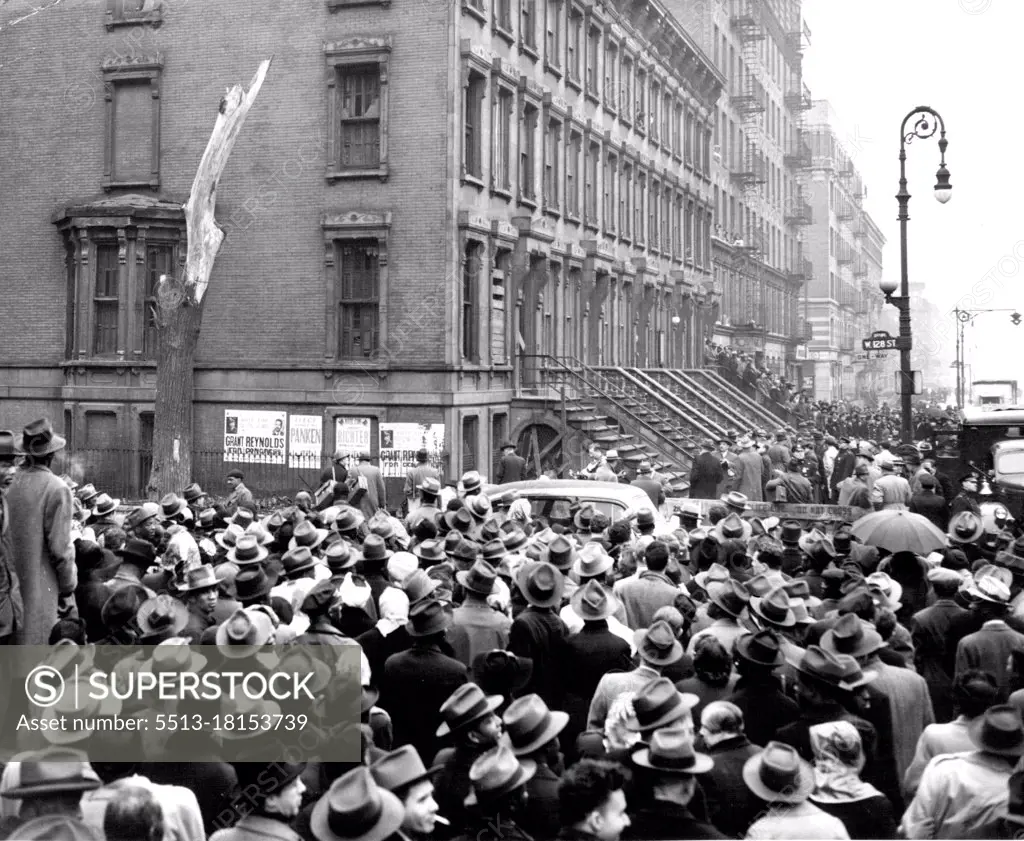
top-left (224, 409), bottom-right (287, 464)
top-left (379, 423), bottom-right (445, 479)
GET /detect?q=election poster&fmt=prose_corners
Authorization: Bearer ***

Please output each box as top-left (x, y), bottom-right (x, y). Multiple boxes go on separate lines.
top-left (224, 410), bottom-right (287, 464)
top-left (288, 415), bottom-right (323, 469)
top-left (379, 423), bottom-right (445, 479)
top-left (335, 417), bottom-right (373, 469)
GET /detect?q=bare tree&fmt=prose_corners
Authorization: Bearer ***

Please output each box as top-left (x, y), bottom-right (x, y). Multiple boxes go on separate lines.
top-left (147, 59), bottom-right (272, 498)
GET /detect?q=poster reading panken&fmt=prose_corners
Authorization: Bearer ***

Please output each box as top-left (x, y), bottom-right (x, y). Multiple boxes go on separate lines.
top-left (288, 415), bottom-right (323, 469)
top-left (335, 417), bottom-right (372, 465)
top-left (379, 423), bottom-right (445, 479)
top-left (224, 410), bottom-right (287, 464)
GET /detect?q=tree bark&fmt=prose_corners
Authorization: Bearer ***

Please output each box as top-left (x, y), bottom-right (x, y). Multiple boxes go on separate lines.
top-left (146, 59), bottom-right (272, 499)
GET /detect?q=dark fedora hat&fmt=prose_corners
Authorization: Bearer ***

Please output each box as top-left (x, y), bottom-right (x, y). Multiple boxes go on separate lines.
top-left (709, 579), bottom-right (751, 618)
top-left (310, 766), bottom-right (404, 841)
top-left (100, 584), bottom-right (148, 631)
top-left (415, 539), bottom-right (447, 564)
top-left (792, 646), bottom-right (877, 692)
top-left (968, 704), bottom-right (1024, 756)
top-left (502, 694), bottom-right (569, 757)
top-left (182, 482), bottom-right (205, 504)
top-left (4, 748), bottom-right (101, 798)
top-left (480, 539), bottom-right (507, 564)
top-left (91, 493), bottom-right (120, 518)
top-left (546, 535), bottom-right (578, 572)
top-left (135, 594), bottom-right (189, 640)
top-left (235, 565), bottom-right (279, 603)
top-left (16, 418), bottom-right (66, 456)
top-left (633, 620), bottom-right (684, 667)
top-left (0, 430), bottom-right (17, 459)
top-left (735, 629), bottom-right (785, 668)
top-left (502, 528), bottom-right (528, 553)
top-left (361, 534), bottom-right (392, 563)
top-left (779, 520), bottom-right (803, 544)
top-left (480, 519), bottom-right (502, 544)
top-left (335, 506), bottom-right (365, 533)
top-left (472, 650), bottom-right (533, 697)
top-left (515, 561), bottom-right (564, 609)
top-left (282, 546), bottom-right (318, 578)
top-left (636, 509), bottom-right (656, 530)
top-left (749, 586), bottom-right (797, 629)
top-left (403, 569), bottom-right (440, 605)
top-left (820, 613), bottom-right (884, 659)
top-left (465, 743), bottom-right (536, 807)
top-left (632, 727), bottom-right (714, 775)
top-left (626, 677), bottom-right (699, 733)
top-left (302, 579), bottom-right (339, 615)
top-left (115, 538), bottom-right (156, 569)
top-left (325, 540), bottom-right (356, 574)
top-left (452, 538), bottom-right (481, 565)
top-left (456, 559), bottom-right (498, 595)
top-left (570, 579), bottom-right (620, 621)
top-left (407, 598), bottom-right (451, 637)
top-left (436, 682), bottom-right (503, 737)
top-left (227, 535), bottom-right (270, 567)
top-left (445, 507), bottom-right (475, 535)
top-left (289, 520), bottom-right (329, 552)
top-left (573, 503), bottom-right (597, 531)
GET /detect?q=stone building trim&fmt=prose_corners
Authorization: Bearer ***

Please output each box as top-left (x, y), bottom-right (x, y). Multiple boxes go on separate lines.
top-left (105, 0), bottom-right (162, 30)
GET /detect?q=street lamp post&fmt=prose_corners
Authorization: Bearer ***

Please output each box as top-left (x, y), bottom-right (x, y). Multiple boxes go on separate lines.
top-left (879, 106), bottom-right (952, 443)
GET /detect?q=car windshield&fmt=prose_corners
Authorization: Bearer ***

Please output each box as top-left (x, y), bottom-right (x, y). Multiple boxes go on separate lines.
top-left (529, 497), bottom-right (629, 522)
top-left (996, 450), bottom-right (1024, 476)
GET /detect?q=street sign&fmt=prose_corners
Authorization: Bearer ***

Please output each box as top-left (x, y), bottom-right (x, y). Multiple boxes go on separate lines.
top-left (862, 330), bottom-right (911, 351)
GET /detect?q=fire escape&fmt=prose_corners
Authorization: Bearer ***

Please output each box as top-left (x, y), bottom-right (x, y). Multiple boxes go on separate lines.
top-left (729, 0), bottom-right (768, 344)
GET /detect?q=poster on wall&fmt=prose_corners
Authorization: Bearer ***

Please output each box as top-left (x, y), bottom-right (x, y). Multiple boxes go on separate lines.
top-left (288, 415), bottom-right (323, 469)
top-left (335, 417), bottom-right (373, 469)
top-left (224, 410), bottom-right (287, 464)
top-left (379, 423), bottom-right (445, 479)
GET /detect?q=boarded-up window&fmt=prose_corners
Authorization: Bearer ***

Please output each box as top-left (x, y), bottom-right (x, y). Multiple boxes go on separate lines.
top-left (339, 66), bottom-right (381, 169)
top-left (112, 81), bottom-right (152, 183)
top-left (86, 411), bottom-right (117, 448)
top-left (337, 240), bottom-right (380, 358)
top-left (94, 245), bottom-right (119, 355)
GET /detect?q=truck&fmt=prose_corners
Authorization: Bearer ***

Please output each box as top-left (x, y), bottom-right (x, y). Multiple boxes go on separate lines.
top-left (973, 380), bottom-right (1019, 409)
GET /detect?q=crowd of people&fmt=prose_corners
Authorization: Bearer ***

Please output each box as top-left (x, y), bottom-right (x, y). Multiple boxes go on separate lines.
top-left (5, 413), bottom-right (1024, 840)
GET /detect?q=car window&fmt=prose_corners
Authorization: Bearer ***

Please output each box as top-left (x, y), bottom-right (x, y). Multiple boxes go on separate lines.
top-left (593, 500), bottom-right (628, 521)
top-left (996, 450), bottom-right (1024, 475)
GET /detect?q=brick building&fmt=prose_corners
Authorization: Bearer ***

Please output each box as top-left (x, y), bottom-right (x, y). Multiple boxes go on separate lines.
top-left (0, 0), bottom-right (722, 497)
top-left (801, 99), bottom-right (888, 403)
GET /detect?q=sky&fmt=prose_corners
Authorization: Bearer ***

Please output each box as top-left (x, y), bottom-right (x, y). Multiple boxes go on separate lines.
top-left (801, 0), bottom-right (1021, 387)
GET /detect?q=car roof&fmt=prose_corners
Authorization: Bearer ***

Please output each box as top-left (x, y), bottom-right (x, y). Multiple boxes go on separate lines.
top-left (483, 479), bottom-right (650, 500)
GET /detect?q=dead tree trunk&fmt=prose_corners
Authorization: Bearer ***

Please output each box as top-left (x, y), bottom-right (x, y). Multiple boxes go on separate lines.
top-left (147, 59), bottom-right (272, 499)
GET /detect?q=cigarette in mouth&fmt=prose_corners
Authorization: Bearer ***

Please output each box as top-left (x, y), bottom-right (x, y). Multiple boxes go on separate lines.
top-left (434, 816), bottom-right (450, 826)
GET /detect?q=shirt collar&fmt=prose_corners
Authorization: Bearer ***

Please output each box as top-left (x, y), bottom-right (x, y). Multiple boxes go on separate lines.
top-left (983, 619), bottom-right (1010, 630)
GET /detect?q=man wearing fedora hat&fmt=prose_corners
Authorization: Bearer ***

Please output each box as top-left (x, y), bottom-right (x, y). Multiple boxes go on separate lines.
top-left (613, 540), bottom-right (679, 632)
top-left (105, 539), bottom-right (159, 600)
top-left (448, 560), bottom-right (511, 668)
top-left (176, 565), bottom-right (222, 643)
top-left (403, 448), bottom-right (441, 516)
top-left (496, 441), bottom-right (526, 485)
top-left (501, 694), bottom-right (568, 839)
top-left (626, 727), bottom-right (724, 840)
top-left (382, 599), bottom-right (468, 763)
top-left (725, 629), bottom-right (801, 751)
top-left (370, 745), bottom-right (442, 840)
top-left (742, 741), bottom-right (849, 840)
top-left (903, 704), bottom-right (1024, 839)
top-left (210, 762), bottom-right (306, 841)
top-left (406, 476), bottom-right (443, 533)
top-left (0, 746), bottom-right (102, 837)
top-left (686, 580), bottom-right (750, 658)
top-left (956, 574), bottom-right (1024, 697)
top-left (5, 418), bottom-right (78, 644)
top-left (451, 743), bottom-right (534, 841)
top-left (586, 621), bottom-right (685, 732)
top-left (308, 766), bottom-right (404, 841)
top-left (696, 701), bottom-right (764, 838)
top-left (688, 440), bottom-right (724, 502)
top-left (509, 562), bottom-right (568, 710)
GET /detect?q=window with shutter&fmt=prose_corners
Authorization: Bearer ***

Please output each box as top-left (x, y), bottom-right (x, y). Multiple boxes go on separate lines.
top-left (338, 240), bottom-right (380, 358)
top-left (93, 245), bottom-right (120, 356)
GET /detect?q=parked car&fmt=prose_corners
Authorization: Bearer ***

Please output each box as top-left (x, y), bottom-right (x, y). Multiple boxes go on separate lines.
top-left (483, 479), bottom-right (676, 534)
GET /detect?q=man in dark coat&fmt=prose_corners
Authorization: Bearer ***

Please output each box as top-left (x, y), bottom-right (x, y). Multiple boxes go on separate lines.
top-left (949, 474), bottom-right (983, 518)
top-left (688, 440), bottom-right (723, 500)
top-left (508, 562), bottom-right (568, 710)
top-left (556, 759), bottom-right (632, 841)
top-left (909, 473), bottom-right (950, 532)
top-left (382, 598), bottom-right (468, 763)
top-left (698, 701), bottom-right (763, 838)
top-left (766, 459), bottom-right (814, 504)
top-left (829, 438), bottom-right (857, 503)
top-left (496, 442), bottom-right (527, 484)
top-left (630, 462), bottom-right (665, 508)
top-left (504, 694), bottom-right (568, 840)
top-left (0, 431), bottom-right (23, 645)
top-left (726, 630), bottom-right (800, 748)
top-left (910, 567), bottom-right (973, 722)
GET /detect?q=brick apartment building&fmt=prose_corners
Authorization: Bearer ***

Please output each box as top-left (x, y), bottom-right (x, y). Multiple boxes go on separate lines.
top-left (0, 0), bottom-right (723, 496)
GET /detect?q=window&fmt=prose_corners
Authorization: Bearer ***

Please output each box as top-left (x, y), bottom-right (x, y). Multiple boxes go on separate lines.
top-left (684, 110), bottom-right (692, 163)
top-left (462, 241), bottom-right (482, 361)
top-left (56, 199), bottom-right (186, 362)
top-left (102, 56), bottom-right (162, 190)
top-left (566, 5), bottom-right (583, 83)
top-left (105, 0), bottom-right (162, 30)
top-left (521, 0), bottom-right (537, 51)
top-left (491, 413), bottom-right (508, 479)
top-left (585, 23), bottom-right (600, 98)
top-left (466, 0), bottom-right (485, 13)
top-left (495, 0), bottom-right (512, 32)
top-left (143, 244), bottom-right (173, 358)
top-left (650, 180), bottom-right (659, 250)
top-left (543, 116), bottom-right (561, 211)
top-left (520, 103), bottom-right (539, 202)
top-left (545, 0), bottom-right (562, 68)
top-left (93, 244), bottom-right (120, 356)
top-left (326, 38), bottom-right (391, 181)
top-left (649, 81), bottom-right (660, 142)
top-left (491, 254), bottom-right (509, 362)
top-left (566, 130), bottom-right (581, 218)
top-left (462, 416), bottom-right (479, 472)
top-left (463, 73), bottom-right (486, 179)
top-left (704, 127), bottom-right (711, 172)
top-left (635, 170), bottom-right (646, 245)
top-left (565, 268), bottom-right (580, 359)
top-left (662, 93), bottom-right (672, 151)
top-left (662, 188), bottom-right (671, 255)
top-left (620, 56), bottom-right (633, 121)
top-left (603, 151), bottom-right (617, 234)
top-left (635, 68), bottom-right (647, 133)
top-left (337, 240), bottom-right (381, 358)
top-left (684, 202), bottom-right (693, 260)
top-left (620, 161), bottom-right (632, 239)
top-left (492, 87), bottom-right (514, 192)
top-left (673, 193), bottom-right (682, 257)
top-left (604, 41), bottom-right (618, 111)
top-left (584, 140), bottom-right (599, 227)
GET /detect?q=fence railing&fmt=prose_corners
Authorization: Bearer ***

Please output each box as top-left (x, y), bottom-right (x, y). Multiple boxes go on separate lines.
top-left (54, 448), bottom-right (326, 504)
